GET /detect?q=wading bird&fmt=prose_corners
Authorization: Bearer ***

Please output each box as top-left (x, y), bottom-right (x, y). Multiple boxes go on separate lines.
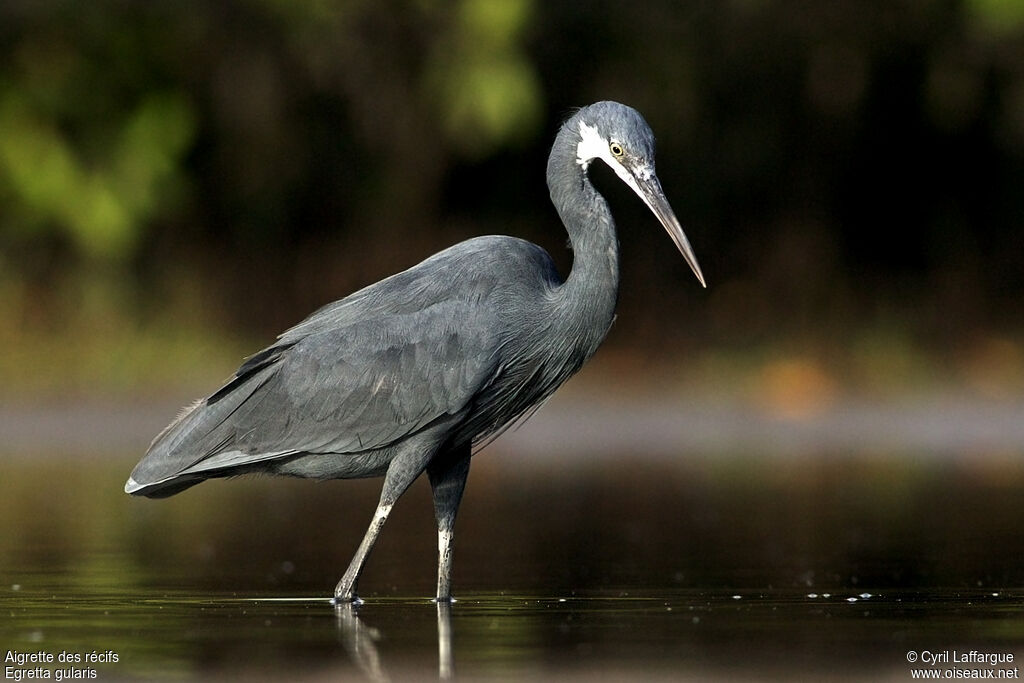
top-left (126, 101), bottom-right (705, 603)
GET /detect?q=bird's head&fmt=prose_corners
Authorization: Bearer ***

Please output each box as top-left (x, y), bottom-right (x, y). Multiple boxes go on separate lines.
top-left (572, 101), bottom-right (706, 287)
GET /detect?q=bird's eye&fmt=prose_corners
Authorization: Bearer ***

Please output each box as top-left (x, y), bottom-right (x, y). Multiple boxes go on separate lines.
top-left (609, 142), bottom-right (624, 157)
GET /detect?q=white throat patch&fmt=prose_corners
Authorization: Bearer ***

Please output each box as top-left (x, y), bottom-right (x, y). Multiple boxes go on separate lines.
top-left (575, 120), bottom-right (648, 193)
top-left (576, 121), bottom-right (609, 171)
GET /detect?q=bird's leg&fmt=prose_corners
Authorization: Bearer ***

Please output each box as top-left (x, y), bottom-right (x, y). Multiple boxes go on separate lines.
top-left (333, 500), bottom-right (393, 604)
top-left (334, 453), bottom-right (427, 604)
top-left (427, 445), bottom-right (471, 603)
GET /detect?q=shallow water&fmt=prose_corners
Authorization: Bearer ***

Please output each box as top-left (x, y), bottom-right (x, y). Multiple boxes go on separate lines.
top-left (3, 451), bottom-right (1024, 680)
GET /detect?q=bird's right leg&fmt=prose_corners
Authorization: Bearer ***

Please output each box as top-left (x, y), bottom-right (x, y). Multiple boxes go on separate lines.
top-left (333, 450), bottom-right (430, 604)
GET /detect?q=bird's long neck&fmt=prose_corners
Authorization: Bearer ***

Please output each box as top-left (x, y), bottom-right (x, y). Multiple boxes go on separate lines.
top-left (546, 125), bottom-right (621, 356)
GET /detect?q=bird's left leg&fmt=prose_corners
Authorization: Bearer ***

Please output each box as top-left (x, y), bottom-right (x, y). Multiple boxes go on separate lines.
top-left (427, 444), bottom-right (471, 603)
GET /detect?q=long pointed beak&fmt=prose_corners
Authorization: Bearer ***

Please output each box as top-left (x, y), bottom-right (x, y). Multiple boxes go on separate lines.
top-left (624, 171), bottom-right (706, 287)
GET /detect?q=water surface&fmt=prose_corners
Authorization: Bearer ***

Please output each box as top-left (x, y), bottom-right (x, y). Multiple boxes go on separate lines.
top-left (3, 450), bottom-right (1024, 680)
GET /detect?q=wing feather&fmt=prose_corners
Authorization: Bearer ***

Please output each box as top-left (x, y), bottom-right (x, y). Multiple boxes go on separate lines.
top-left (128, 298), bottom-right (500, 493)
top-left (127, 235), bottom-right (559, 497)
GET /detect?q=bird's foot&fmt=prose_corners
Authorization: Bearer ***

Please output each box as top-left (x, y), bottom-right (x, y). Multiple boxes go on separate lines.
top-left (432, 595), bottom-right (457, 604)
top-left (333, 577), bottom-right (362, 606)
top-left (331, 593), bottom-right (364, 607)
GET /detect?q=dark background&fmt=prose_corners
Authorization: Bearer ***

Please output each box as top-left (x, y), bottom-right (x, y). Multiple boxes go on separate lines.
top-left (3, 5), bottom-right (1024, 679)
top-left (3, 0), bottom-right (1023, 402)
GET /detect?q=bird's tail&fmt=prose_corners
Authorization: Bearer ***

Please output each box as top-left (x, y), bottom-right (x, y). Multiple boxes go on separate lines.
top-left (125, 358), bottom-right (281, 497)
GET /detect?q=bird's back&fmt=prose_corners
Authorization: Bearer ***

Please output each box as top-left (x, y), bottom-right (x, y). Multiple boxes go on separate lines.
top-left (127, 235), bottom-right (568, 497)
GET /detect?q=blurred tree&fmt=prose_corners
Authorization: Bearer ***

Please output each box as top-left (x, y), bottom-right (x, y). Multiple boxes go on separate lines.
top-left (0, 1), bottom-right (198, 263)
top-left (424, 0), bottom-right (542, 158)
top-left (0, 91), bottom-right (194, 261)
top-left (0, 0), bottom-right (1022, 373)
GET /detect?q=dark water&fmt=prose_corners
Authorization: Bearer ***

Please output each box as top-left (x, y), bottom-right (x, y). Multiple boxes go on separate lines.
top-left (3, 451), bottom-right (1024, 681)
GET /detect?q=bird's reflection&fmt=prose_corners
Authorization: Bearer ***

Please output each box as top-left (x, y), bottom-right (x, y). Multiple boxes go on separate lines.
top-left (334, 603), bottom-right (388, 682)
top-left (436, 601), bottom-right (453, 680)
top-left (334, 601), bottom-right (454, 681)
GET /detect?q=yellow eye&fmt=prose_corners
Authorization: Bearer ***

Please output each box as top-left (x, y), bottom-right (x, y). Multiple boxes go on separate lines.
top-left (609, 142), bottom-right (624, 157)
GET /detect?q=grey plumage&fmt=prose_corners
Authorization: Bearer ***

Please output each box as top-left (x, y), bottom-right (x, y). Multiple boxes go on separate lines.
top-left (126, 101), bottom-right (705, 602)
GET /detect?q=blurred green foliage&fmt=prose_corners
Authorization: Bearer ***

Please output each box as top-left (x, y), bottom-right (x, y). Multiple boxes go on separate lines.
top-left (0, 91), bottom-right (194, 260)
top-left (424, 0), bottom-right (542, 157)
top-left (966, 0), bottom-right (1024, 35)
top-left (0, 0), bottom-right (1023, 396)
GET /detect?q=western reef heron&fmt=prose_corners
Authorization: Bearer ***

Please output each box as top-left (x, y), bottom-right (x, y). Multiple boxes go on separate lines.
top-left (126, 101), bottom-right (706, 603)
